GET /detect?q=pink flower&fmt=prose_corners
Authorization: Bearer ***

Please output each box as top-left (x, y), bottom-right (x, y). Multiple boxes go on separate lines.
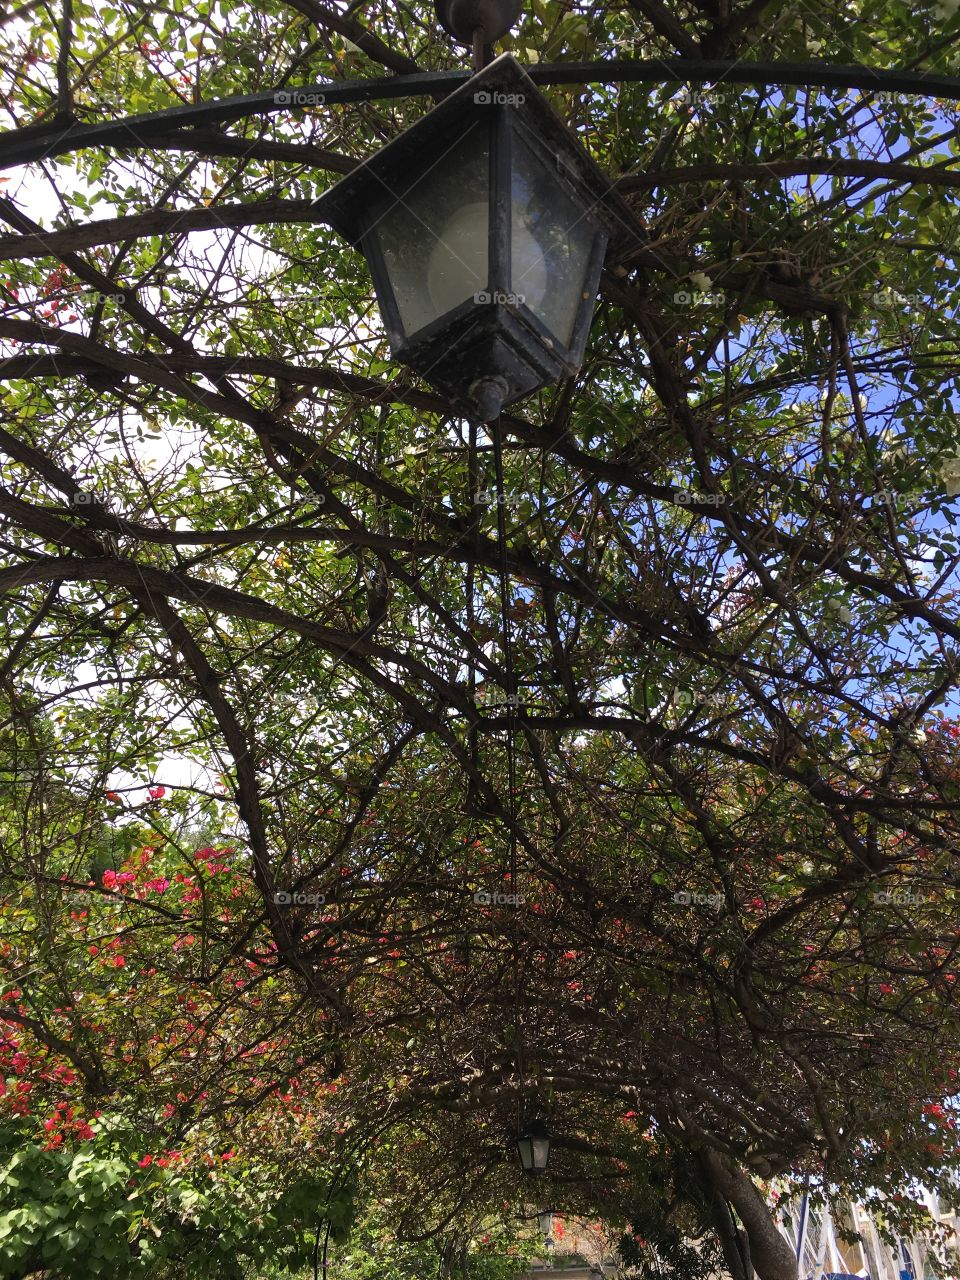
top-left (148, 786), bottom-right (165, 800)
top-left (102, 869), bottom-right (118, 889)
top-left (144, 878), bottom-right (170, 894)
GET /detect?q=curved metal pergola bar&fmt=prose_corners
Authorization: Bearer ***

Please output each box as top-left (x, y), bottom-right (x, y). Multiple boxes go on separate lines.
top-left (2, 57), bottom-right (960, 172)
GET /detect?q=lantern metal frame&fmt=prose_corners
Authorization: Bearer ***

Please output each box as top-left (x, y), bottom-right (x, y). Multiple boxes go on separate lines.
top-left (515, 1118), bottom-right (553, 1174)
top-left (320, 53), bottom-right (642, 419)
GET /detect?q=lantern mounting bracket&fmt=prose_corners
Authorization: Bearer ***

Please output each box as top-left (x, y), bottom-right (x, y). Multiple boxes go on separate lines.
top-left (435, 0), bottom-right (523, 48)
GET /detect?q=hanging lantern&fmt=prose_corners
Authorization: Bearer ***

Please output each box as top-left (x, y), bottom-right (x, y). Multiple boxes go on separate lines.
top-left (515, 1119), bottom-right (552, 1174)
top-left (321, 54), bottom-right (641, 421)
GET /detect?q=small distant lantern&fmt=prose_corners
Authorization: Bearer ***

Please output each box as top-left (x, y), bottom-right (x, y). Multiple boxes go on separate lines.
top-left (515, 1119), bottom-right (552, 1174)
top-left (321, 54), bottom-right (640, 421)
top-left (536, 1209), bottom-right (554, 1237)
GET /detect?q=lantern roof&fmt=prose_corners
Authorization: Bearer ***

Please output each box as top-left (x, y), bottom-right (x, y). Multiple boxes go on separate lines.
top-left (320, 53), bottom-right (642, 259)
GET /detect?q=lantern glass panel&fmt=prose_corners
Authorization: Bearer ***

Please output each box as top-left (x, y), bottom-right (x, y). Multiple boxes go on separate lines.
top-left (368, 124), bottom-right (490, 338)
top-left (529, 1130), bottom-right (551, 1170)
top-left (510, 133), bottom-right (600, 347)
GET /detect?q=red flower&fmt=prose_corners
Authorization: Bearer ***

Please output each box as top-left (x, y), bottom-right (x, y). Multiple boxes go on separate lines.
top-left (102, 869), bottom-right (118, 889)
top-left (138, 1154), bottom-right (153, 1167)
top-left (148, 786), bottom-right (165, 800)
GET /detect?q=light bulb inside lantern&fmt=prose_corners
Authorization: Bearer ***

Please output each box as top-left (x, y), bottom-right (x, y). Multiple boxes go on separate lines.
top-left (426, 199), bottom-right (548, 316)
top-left (509, 210), bottom-right (548, 310)
top-left (427, 201), bottom-right (488, 316)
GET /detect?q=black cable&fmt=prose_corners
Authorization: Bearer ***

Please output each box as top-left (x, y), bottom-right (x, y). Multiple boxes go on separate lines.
top-left (491, 409), bottom-right (523, 1131)
top-left (467, 415), bottom-right (479, 786)
top-left (491, 412), bottom-right (517, 881)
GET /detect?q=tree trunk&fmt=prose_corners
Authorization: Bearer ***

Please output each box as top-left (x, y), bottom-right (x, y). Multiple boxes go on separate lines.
top-left (708, 1182), bottom-right (753, 1280)
top-left (699, 1150), bottom-right (798, 1280)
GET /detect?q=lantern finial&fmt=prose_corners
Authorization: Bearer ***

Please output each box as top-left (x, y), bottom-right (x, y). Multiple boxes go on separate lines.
top-left (471, 377), bottom-right (509, 423)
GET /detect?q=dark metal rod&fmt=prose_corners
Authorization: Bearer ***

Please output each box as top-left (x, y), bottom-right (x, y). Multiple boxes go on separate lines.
top-left (2, 58), bottom-right (960, 171)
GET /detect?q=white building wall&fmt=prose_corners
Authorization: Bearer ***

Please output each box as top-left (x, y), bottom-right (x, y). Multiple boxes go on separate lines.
top-left (779, 1187), bottom-right (960, 1280)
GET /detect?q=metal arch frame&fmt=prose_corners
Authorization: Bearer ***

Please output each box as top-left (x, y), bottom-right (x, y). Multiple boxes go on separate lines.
top-left (2, 58), bottom-right (960, 171)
